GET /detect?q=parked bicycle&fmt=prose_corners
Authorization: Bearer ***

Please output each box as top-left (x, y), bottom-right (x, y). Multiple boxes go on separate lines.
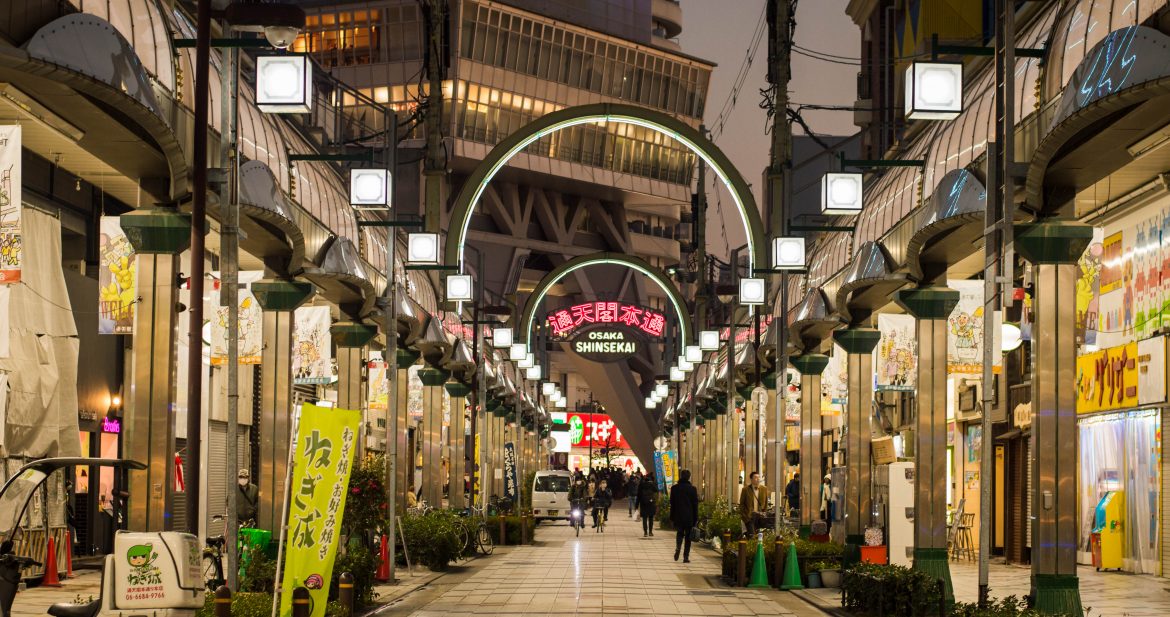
top-left (202, 514), bottom-right (255, 590)
top-left (455, 506), bottom-right (494, 557)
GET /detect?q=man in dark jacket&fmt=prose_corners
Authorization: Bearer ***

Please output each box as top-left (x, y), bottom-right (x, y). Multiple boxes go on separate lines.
top-left (627, 472), bottom-right (641, 518)
top-left (637, 473), bottom-right (659, 536)
top-left (669, 469), bottom-right (700, 562)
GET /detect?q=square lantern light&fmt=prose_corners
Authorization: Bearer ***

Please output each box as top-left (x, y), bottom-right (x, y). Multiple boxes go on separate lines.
top-left (739, 278), bottom-right (766, 306)
top-left (772, 237), bottom-right (807, 270)
top-left (678, 356), bottom-right (694, 372)
top-left (256, 55), bottom-right (312, 113)
top-left (509, 343), bottom-right (526, 361)
top-left (655, 383), bottom-right (670, 398)
top-left (406, 232), bottom-right (439, 265)
top-left (525, 365), bottom-right (542, 381)
top-left (685, 345), bottom-right (703, 364)
top-left (645, 397), bottom-right (656, 409)
top-left (542, 382), bottom-right (556, 396)
top-left (350, 169), bottom-right (391, 209)
top-left (821, 172), bottom-right (864, 216)
top-left (518, 353), bottom-right (535, 370)
top-left (670, 366), bottom-right (686, 382)
top-left (905, 61), bottom-right (963, 120)
top-left (493, 327), bottom-right (514, 349)
top-left (446, 274), bottom-right (473, 302)
top-left (699, 330), bottom-right (720, 351)
top-left (555, 396), bottom-right (567, 408)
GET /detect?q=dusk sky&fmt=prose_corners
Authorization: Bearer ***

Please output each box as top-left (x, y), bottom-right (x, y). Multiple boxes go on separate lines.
top-left (678, 0), bottom-right (861, 258)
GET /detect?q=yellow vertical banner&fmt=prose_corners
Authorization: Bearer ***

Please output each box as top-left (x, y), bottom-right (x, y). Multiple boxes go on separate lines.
top-left (279, 404), bottom-right (361, 617)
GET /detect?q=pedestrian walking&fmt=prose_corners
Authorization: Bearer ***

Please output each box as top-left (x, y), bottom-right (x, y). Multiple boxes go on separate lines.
top-left (627, 472), bottom-right (641, 518)
top-left (785, 472), bottom-right (801, 518)
top-left (738, 471), bottom-right (768, 536)
top-left (670, 470), bottom-right (700, 562)
top-left (637, 472), bottom-right (659, 536)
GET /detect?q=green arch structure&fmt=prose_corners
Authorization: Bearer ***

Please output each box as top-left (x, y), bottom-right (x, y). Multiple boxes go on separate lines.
top-left (446, 102), bottom-right (766, 273)
top-left (519, 253), bottom-right (692, 350)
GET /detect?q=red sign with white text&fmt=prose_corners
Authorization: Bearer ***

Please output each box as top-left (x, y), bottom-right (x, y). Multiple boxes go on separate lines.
top-left (567, 413), bottom-right (631, 450)
top-left (547, 302), bottom-right (667, 338)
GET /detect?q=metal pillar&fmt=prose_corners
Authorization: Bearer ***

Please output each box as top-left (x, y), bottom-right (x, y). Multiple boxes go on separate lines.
top-left (447, 389), bottom-right (468, 510)
top-left (791, 355), bottom-right (829, 537)
top-left (895, 288), bottom-right (959, 600)
top-left (1016, 222), bottom-right (1092, 615)
top-left (332, 323), bottom-right (377, 412)
top-left (393, 362), bottom-right (413, 511)
top-left (126, 253), bottom-right (181, 531)
top-left (832, 328), bottom-right (880, 567)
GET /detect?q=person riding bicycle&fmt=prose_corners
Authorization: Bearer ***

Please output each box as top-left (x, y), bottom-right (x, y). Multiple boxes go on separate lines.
top-left (591, 479), bottom-right (613, 532)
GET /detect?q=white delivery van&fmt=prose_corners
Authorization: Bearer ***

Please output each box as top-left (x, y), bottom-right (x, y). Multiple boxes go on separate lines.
top-left (530, 470), bottom-right (573, 522)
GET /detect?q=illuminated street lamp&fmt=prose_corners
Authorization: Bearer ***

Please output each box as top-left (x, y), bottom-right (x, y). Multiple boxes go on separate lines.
top-left (678, 356), bottom-right (694, 372)
top-left (905, 61), bottom-right (963, 120)
top-left (517, 353), bottom-right (535, 370)
top-left (509, 343), bottom-right (526, 361)
top-left (655, 383), bottom-right (669, 398)
top-left (525, 365), bottom-right (542, 381)
top-left (406, 232), bottom-right (439, 265)
top-left (739, 278), bottom-right (766, 306)
top-left (256, 55), bottom-right (312, 113)
top-left (699, 330), bottom-right (720, 351)
top-left (350, 168), bottom-right (391, 209)
top-left (685, 345), bottom-right (703, 364)
top-left (492, 327), bottom-right (513, 349)
top-left (772, 237), bottom-right (807, 270)
top-left (542, 382), bottom-right (556, 396)
top-left (821, 172), bottom-right (863, 216)
top-left (670, 367), bottom-right (686, 382)
top-left (445, 274), bottom-right (473, 302)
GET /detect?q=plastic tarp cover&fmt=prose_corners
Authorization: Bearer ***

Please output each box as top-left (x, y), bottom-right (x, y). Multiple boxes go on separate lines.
top-left (0, 209), bottom-right (81, 459)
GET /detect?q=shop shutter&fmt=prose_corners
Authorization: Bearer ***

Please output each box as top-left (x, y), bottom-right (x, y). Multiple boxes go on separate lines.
top-left (1164, 407), bottom-right (1170, 577)
top-left (206, 421), bottom-right (252, 534)
top-left (1026, 439), bottom-right (1032, 550)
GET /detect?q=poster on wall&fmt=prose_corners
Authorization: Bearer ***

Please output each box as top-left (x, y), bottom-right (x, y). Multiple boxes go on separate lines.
top-left (1076, 342), bottom-right (1140, 414)
top-left (98, 216), bottom-right (136, 334)
top-left (0, 126), bottom-right (20, 283)
top-left (1076, 228), bottom-right (1104, 346)
top-left (367, 351), bottom-right (389, 411)
top-left (824, 343), bottom-right (849, 404)
top-left (210, 271), bottom-right (263, 364)
top-left (966, 425), bottom-right (982, 464)
top-left (1137, 337), bottom-right (1166, 406)
top-left (406, 365), bottom-right (423, 422)
top-left (947, 279), bottom-right (984, 373)
top-left (292, 305), bottom-right (332, 384)
top-left (876, 313), bottom-right (916, 390)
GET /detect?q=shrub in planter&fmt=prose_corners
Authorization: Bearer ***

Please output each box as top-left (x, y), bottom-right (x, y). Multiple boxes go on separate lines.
top-left (399, 511), bottom-right (463, 571)
top-left (720, 531), bottom-right (780, 585)
top-left (333, 544), bottom-right (379, 604)
top-left (706, 505), bottom-right (743, 543)
top-left (655, 495), bottom-right (673, 530)
top-left (950, 596), bottom-right (1057, 617)
top-left (486, 515), bottom-right (535, 545)
top-left (196, 593), bottom-right (345, 617)
top-left (842, 563), bottom-right (944, 617)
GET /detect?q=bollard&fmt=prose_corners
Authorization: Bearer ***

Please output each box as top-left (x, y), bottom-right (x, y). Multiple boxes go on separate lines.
top-left (722, 532), bottom-right (731, 555)
top-left (519, 516), bottom-right (527, 545)
top-left (499, 517), bottom-right (507, 546)
top-left (291, 587), bottom-right (311, 617)
top-left (937, 578), bottom-right (946, 617)
top-left (737, 539), bottom-right (748, 587)
top-left (774, 540), bottom-right (784, 590)
top-left (214, 586), bottom-right (231, 617)
top-left (338, 572), bottom-right (354, 616)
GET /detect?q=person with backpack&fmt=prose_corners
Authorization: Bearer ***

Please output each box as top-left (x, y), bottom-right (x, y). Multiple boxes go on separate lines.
top-left (670, 469), bottom-right (700, 562)
top-left (637, 472), bottom-right (659, 536)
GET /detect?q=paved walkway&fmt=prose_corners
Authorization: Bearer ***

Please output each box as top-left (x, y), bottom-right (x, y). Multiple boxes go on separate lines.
top-left (9, 570), bottom-right (102, 617)
top-left (799, 558), bottom-right (1170, 617)
top-left (376, 513), bottom-right (823, 616)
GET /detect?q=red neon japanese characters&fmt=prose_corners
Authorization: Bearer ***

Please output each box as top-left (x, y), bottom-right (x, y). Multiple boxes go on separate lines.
top-left (547, 302), bottom-right (667, 338)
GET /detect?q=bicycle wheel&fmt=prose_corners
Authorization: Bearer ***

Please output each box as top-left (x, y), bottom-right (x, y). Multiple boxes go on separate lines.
top-left (477, 524), bottom-right (494, 555)
top-left (202, 555), bottom-right (223, 591)
top-left (458, 523), bottom-right (471, 559)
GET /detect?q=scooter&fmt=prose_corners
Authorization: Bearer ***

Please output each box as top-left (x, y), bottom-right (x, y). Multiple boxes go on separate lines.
top-left (0, 457), bottom-right (205, 617)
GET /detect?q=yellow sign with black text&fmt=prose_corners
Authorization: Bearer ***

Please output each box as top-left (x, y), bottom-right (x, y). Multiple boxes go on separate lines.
top-left (1076, 342), bottom-right (1139, 414)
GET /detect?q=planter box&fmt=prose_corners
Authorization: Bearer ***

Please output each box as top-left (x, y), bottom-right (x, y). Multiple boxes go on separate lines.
top-left (820, 569), bottom-right (841, 588)
top-left (860, 545), bottom-right (887, 564)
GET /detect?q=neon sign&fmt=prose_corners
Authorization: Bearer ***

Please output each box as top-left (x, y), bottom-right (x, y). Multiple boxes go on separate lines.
top-left (547, 302), bottom-right (667, 338)
top-left (567, 413), bottom-right (630, 449)
top-left (101, 417), bottom-right (121, 434)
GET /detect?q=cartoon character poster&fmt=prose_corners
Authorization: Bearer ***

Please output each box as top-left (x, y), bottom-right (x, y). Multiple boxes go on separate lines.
top-left (823, 343), bottom-right (849, 405)
top-left (367, 351), bottom-right (389, 411)
top-left (293, 306), bottom-right (332, 384)
top-left (947, 279), bottom-right (985, 374)
top-left (876, 313), bottom-right (916, 390)
top-left (210, 271), bottom-right (264, 364)
top-left (98, 216), bottom-right (136, 334)
top-left (0, 126), bottom-right (20, 283)
top-left (1076, 228), bottom-right (1104, 346)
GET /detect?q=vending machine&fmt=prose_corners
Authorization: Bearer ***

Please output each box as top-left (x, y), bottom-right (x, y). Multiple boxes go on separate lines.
top-left (873, 462), bottom-right (914, 566)
top-left (1090, 491), bottom-right (1124, 571)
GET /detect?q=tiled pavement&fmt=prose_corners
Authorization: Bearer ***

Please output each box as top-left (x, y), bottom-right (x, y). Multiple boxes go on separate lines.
top-left (800, 558), bottom-right (1170, 617)
top-left (379, 513), bottom-right (824, 616)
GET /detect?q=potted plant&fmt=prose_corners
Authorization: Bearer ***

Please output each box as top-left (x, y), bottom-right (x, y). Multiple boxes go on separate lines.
top-left (819, 562), bottom-right (842, 588)
top-left (805, 560), bottom-right (830, 588)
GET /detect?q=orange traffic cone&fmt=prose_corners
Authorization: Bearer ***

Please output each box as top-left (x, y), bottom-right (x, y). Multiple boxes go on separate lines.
top-left (374, 534), bottom-right (389, 582)
top-left (64, 531), bottom-right (73, 579)
top-left (42, 536), bottom-right (62, 587)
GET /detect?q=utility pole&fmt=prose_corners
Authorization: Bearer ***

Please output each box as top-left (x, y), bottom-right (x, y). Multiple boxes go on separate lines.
top-left (220, 30), bottom-right (241, 590)
top-left (188, 0), bottom-right (211, 537)
top-left (422, 0), bottom-right (447, 233)
top-left (765, 0), bottom-right (793, 536)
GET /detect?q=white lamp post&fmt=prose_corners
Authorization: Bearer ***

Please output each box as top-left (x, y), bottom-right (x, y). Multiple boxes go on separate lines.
top-left (685, 345), bottom-right (703, 364)
top-left (445, 274), bottom-right (473, 302)
top-left (905, 61), bottom-right (963, 120)
top-left (670, 367), bottom-right (686, 382)
top-left (739, 278), bottom-right (766, 306)
top-left (525, 365), bottom-right (542, 381)
top-left (406, 232), bottom-right (439, 265)
top-left (492, 327), bottom-right (514, 349)
top-left (542, 382), bottom-right (556, 396)
top-left (699, 330), bottom-right (720, 351)
top-left (655, 383), bottom-right (669, 398)
top-left (772, 236), bottom-right (807, 270)
top-left (509, 343), bottom-right (526, 361)
top-left (821, 172), bottom-right (864, 216)
top-left (256, 55), bottom-right (312, 113)
top-left (350, 169), bottom-right (391, 209)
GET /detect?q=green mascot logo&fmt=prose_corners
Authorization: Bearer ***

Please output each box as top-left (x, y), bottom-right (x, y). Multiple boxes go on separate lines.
top-left (569, 415), bottom-right (584, 445)
top-left (126, 544), bottom-right (162, 586)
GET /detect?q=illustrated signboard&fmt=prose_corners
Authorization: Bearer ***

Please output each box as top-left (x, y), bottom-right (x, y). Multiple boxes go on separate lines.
top-left (367, 351), bottom-right (389, 411)
top-left (876, 313), bottom-right (916, 390)
top-left (1077, 342), bottom-right (1140, 414)
top-left (98, 216), bottom-right (136, 334)
top-left (653, 451), bottom-right (665, 490)
top-left (660, 451), bottom-right (676, 488)
top-left (293, 306), bottom-right (332, 384)
top-left (503, 442), bottom-right (518, 500)
top-left (279, 404), bottom-right (361, 617)
top-left (947, 279), bottom-right (985, 374)
top-left (1076, 228), bottom-right (1104, 347)
top-left (210, 271), bottom-right (263, 364)
top-left (0, 126), bottom-right (20, 283)
top-left (1137, 336), bottom-right (1166, 406)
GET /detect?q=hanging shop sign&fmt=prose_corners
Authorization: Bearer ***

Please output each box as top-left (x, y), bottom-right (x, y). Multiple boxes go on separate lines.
top-left (571, 329), bottom-right (641, 362)
top-left (210, 271), bottom-right (263, 364)
top-left (653, 451), bottom-right (665, 490)
top-left (660, 450), bottom-right (676, 488)
top-left (547, 301), bottom-right (667, 338)
top-left (0, 126), bottom-right (20, 283)
top-left (367, 352), bottom-right (389, 411)
top-left (98, 216), bottom-right (136, 334)
top-left (279, 403), bottom-right (360, 617)
top-left (503, 442), bottom-right (518, 500)
top-left (567, 413), bottom-right (630, 450)
top-left (293, 306), bottom-right (332, 384)
top-left (1137, 336), bottom-right (1166, 406)
top-left (876, 313), bottom-right (916, 391)
top-left (1077, 342), bottom-right (1139, 414)
top-left (947, 279), bottom-right (993, 374)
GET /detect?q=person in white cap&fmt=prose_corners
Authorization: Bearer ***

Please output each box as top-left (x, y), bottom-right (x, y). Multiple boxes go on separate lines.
top-left (237, 469), bottom-right (259, 527)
